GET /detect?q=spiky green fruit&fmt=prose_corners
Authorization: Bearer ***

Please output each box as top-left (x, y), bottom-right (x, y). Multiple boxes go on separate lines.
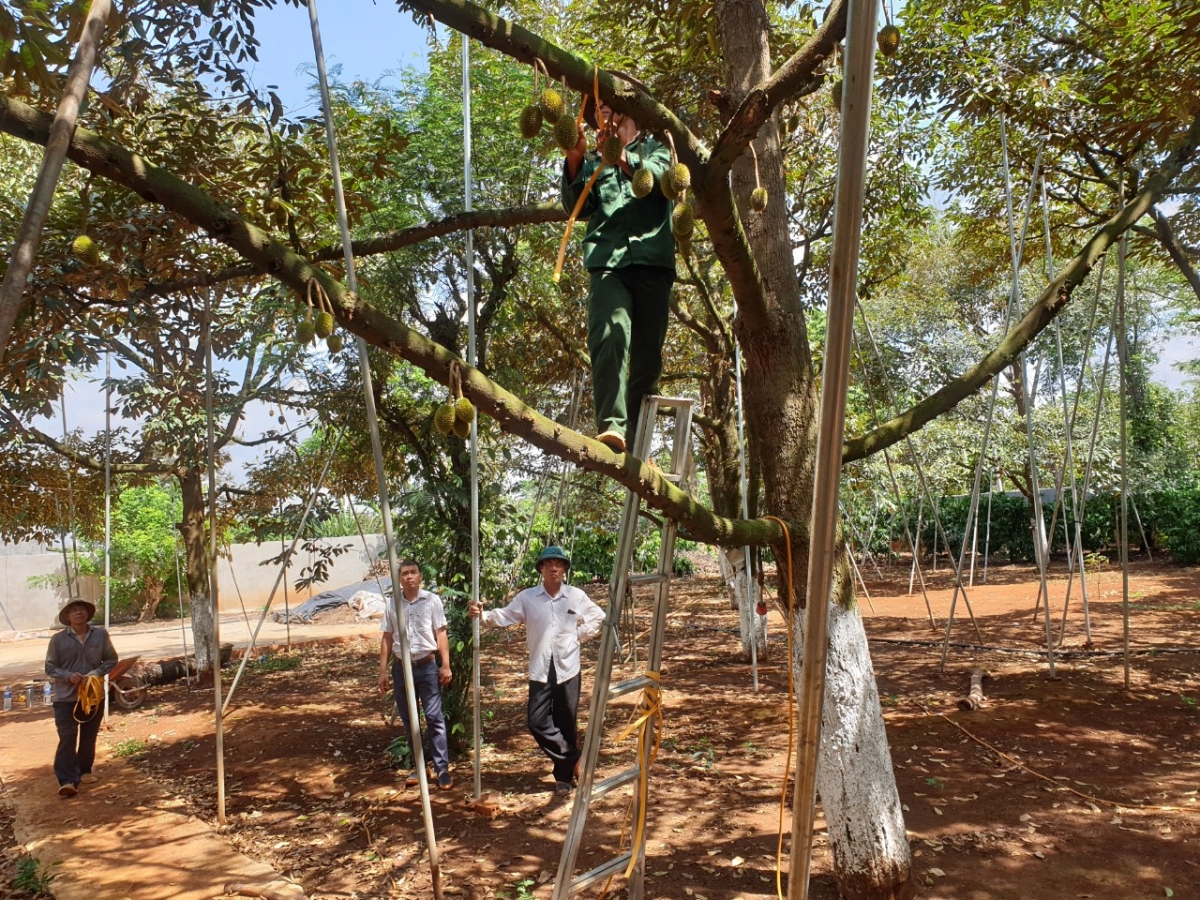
top-left (601, 135), bottom-right (623, 166)
top-left (296, 319), bottom-right (316, 345)
top-left (315, 310), bottom-right (335, 338)
top-left (669, 162), bottom-right (691, 193)
top-left (433, 403), bottom-right (456, 435)
top-left (830, 78), bottom-right (843, 111)
top-left (72, 234), bottom-right (101, 266)
top-left (452, 417), bottom-right (471, 440)
top-left (519, 104), bottom-right (544, 139)
top-left (553, 114), bottom-right (579, 152)
top-left (750, 187), bottom-right (769, 213)
top-left (631, 167), bottom-right (655, 199)
top-left (454, 396), bottom-right (476, 425)
top-left (877, 24), bottom-right (901, 58)
top-left (660, 169), bottom-right (680, 201)
top-left (326, 333), bottom-right (343, 353)
top-left (539, 88), bottom-right (565, 121)
top-left (671, 201), bottom-right (695, 239)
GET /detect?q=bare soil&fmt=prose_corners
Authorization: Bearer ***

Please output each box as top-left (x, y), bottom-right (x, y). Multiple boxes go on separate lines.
top-left (4, 557), bottom-right (1199, 899)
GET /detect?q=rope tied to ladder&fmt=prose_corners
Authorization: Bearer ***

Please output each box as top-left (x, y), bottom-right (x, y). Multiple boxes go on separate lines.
top-left (762, 515), bottom-right (796, 900)
top-left (594, 670), bottom-right (663, 899)
top-left (74, 674), bottom-right (105, 722)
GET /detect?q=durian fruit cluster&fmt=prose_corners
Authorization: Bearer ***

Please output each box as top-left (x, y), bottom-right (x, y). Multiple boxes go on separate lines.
top-left (659, 134), bottom-right (696, 258)
top-left (433, 383), bottom-right (476, 440)
top-left (296, 278), bottom-right (344, 353)
top-left (520, 60), bottom-right (582, 155)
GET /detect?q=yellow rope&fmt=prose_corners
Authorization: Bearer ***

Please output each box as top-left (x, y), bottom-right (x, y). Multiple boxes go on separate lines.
top-left (74, 674), bottom-right (105, 721)
top-left (596, 671), bottom-right (663, 899)
top-left (763, 516), bottom-right (796, 900)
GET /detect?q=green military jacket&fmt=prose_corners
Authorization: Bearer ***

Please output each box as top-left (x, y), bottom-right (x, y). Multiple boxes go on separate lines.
top-left (561, 134), bottom-right (675, 272)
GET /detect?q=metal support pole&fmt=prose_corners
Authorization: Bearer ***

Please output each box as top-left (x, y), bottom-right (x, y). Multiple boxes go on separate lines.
top-left (789, 0), bottom-right (877, 894)
top-left (203, 289), bottom-right (226, 825)
top-left (307, 3), bottom-right (441, 893)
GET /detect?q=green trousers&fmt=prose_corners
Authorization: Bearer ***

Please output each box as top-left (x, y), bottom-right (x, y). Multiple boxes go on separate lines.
top-left (586, 265), bottom-right (674, 448)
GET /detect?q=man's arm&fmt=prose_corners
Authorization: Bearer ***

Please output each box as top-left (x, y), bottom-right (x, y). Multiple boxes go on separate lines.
top-left (577, 594), bottom-right (606, 640)
top-left (45, 634), bottom-right (70, 681)
top-left (378, 631), bottom-right (393, 694)
top-left (435, 626), bottom-right (452, 686)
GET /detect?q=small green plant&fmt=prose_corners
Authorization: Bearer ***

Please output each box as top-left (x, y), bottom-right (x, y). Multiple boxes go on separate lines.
top-left (880, 693), bottom-right (901, 708)
top-left (1181, 695), bottom-right (1197, 708)
top-left (111, 738), bottom-right (149, 758)
top-left (14, 856), bottom-right (57, 895)
top-left (249, 654), bottom-right (302, 673)
top-left (496, 877), bottom-right (537, 900)
top-left (688, 737), bottom-right (715, 769)
top-left (385, 735), bottom-right (413, 769)
top-left (924, 776), bottom-right (946, 790)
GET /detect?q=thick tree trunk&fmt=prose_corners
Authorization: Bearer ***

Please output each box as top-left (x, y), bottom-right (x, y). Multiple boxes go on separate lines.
top-left (138, 575), bottom-right (165, 623)
top-left (178, 467), bottom-right (217, 674)
top-left (714, 1), bottom-right (913, 895)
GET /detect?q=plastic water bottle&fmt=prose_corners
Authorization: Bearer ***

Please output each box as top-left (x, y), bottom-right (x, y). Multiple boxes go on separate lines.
top-left (3, 687), bottom-right (10, 711)
top-left (43, 681), bottom-right (52, 706)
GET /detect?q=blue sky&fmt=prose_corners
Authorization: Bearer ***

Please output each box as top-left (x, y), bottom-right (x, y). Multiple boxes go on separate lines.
top-left (244, 0), bottom-right (430, 116)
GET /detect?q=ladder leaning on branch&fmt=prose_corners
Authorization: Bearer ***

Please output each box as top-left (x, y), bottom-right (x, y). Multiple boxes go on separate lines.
top-left (552, 395), bottom-right (694, 900)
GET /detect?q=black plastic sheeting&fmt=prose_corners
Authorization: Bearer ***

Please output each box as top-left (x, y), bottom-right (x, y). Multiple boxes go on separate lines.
top-left (270, 577), bottom-right (391, 623)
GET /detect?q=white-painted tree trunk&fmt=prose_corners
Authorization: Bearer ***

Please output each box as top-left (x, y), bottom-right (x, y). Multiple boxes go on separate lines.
top-left (793, 587), bottom-right (913, 898)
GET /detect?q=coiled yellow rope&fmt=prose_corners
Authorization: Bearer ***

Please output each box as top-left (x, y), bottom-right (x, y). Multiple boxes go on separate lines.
top-left (74, 674), bottom-right (105, 721)
top-left (596, 670), bottom-right (663, 899)
top-left (763, 516), bottom-right (796, 900)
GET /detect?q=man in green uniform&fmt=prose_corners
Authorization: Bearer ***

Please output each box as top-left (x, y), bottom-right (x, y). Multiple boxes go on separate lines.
top-left (562, 99), bottom-right (675, 455)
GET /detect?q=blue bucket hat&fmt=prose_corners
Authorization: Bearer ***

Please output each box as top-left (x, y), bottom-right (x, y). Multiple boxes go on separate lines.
top-left (536, 545), bottom-right (572, 571)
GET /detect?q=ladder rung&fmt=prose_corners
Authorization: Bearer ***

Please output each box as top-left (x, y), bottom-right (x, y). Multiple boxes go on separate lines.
top-left (629, 573), bottom-right (669, 586)
top-left (661, 471), bottom-right (683, 483)
top-left (570, 852), bottom-right (635, 895)
top-left (649, 396), bottom-right (693, 410)
top-left (590, 766), bottom-right (641, 800)
top-left (609, 674), bottom-right (657, 698)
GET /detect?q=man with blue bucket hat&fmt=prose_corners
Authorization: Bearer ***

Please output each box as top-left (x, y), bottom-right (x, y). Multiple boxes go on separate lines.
top-left (469, 546), bottom-right (605, 795)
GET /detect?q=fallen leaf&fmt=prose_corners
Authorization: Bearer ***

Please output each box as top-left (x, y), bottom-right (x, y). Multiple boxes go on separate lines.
top-left (929, 868), bottom-right (945, 877)
top-left (731, 856), bottom-right (745, 867)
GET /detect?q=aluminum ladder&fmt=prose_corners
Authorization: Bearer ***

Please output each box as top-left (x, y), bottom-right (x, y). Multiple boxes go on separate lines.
top-left (551, 395), bottom-right (694, 900)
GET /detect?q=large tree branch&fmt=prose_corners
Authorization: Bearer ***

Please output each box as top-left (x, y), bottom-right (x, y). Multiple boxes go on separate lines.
top-left (1144, 205), bottom-right (1200, 304)
top-left (708, 0), bottom-right (848, 173)
top-left (843, 110), bottom-right (1200, 463)
top-left (0, 92), bottom-right (788, 549)
top-left (3, 413), bottom-right (171, 477)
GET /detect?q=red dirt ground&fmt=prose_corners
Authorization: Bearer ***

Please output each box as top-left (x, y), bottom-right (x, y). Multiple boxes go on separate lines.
top-left (3, 556), bottom-right (1198, 899)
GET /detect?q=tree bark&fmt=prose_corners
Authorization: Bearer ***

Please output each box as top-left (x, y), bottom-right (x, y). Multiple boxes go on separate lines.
top-left (178, 467), bottom-right (217, 674)
top-left (713, 1), bottom-right (913, 895)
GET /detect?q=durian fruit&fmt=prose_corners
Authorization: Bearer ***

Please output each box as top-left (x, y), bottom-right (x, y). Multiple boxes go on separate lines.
top-left (296, 318), bottom-right (316, 346)
top-left (668, 162), bottom-right (691, 193)
top-left (631, 167), bottom-right (655, 199)
top-left (877, 24), bottom-right (901, 58)
top-left (671, 201), bottom-right (695, 239)
top-left (326, 333), bottom-right (344, 353)
top-left (601, 134), bottom-right (623, 166)
top-left (539, 88), bottom-right (564, 121)
top-left (452, 417), bottom-right (471, 440)
top-left (315, 310), bottom-right (335, 339)
top-left (433, 403), bottom-right (456, 435)
top-left (454, 396), bottom-right (476, 425)
top-left (519, 104), bottom-right (544, 139)
top-left (553, 114), bottom-right (579, 152)
top-left (750, 186), bottom-right (769, 212)
top-left (72, 234), bottom-right (101, 266)
top-left (660, 169), bottom-right (680, 201)
top-left (830, 78), bottom-right (843, 111)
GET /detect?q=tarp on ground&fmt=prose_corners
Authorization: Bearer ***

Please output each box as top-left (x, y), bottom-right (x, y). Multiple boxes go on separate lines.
top-left (271, 577), bottom-right (391, 624)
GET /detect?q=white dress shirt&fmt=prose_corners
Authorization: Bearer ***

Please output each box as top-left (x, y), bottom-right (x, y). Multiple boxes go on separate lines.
top-left (482, 583), bottom-right (605, 683)
top-left (380, 589), bottom-right (446, 658)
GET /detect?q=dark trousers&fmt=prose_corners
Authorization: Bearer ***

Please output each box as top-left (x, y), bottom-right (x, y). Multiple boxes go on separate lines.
top-left (586, 265), bottom-right (674, 446)
top-left (392, 656), bottom-right (449, 775)
top-left (527, 662), bottom-right (582, 784)
top-left (53, 700), bottom-right (102, 787)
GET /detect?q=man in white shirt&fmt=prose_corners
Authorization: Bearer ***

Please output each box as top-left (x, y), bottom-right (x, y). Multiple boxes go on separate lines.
top-left (469, 546), bottom-right (605, 794)
top-left (378, 560), bottom-right (453, 790)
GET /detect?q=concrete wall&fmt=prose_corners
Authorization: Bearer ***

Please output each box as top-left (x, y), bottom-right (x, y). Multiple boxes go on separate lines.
top-left (0, 535), bottom-right (386, 633)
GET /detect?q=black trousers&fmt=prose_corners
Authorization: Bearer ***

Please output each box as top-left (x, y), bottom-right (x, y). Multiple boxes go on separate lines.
top-left (53, 700), bottom-right (102, 787)
top-left (527, 662), bottom-right (581, 784)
